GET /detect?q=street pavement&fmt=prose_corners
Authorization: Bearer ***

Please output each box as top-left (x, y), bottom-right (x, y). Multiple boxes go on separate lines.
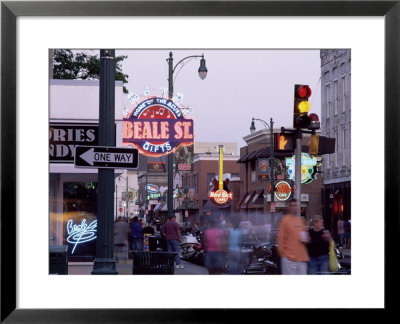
top-left (67, 249), bottom-right (350, 275)
top-left (68, 259), bottom-right (208, 275)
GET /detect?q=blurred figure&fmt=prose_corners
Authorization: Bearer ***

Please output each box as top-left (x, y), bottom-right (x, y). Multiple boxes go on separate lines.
top-left (226, 215), bottom-right (241, 274)
top-left (162, 215), bottom-right (183, 269)
top-left (337, 217), bottom-right (344, 248)
top-left (204, 216), bottom-right (227, 274)
top-left (239, 215), bottom-right (253, 244)
top-left (114, 217), bottom-right (130, 263)
top-left (277, 199), bottom-right (309, 275)
top-left (307, 215), bottom-right (331, 274)
top-left (131, 216), bottom-right (143, 251)
top-left (344, 219), bottom-right (351, 248)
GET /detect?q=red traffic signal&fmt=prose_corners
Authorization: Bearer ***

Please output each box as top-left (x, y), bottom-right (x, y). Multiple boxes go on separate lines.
top-left (293, 84), bottom-right (312, 129)
top-left (296, 85), bottom-right (312, 99)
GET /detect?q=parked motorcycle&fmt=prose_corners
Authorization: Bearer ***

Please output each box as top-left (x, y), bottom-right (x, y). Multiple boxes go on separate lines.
top-left (332, 243), bottom-right (351, 275)
top-left (243, 241), bottom-right (281, 275)
top-left (180, 232), bottom-right (199, 261)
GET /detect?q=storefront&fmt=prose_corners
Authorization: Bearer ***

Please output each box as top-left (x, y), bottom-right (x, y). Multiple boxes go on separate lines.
top-left (49, 79), bottom-right (125, 262)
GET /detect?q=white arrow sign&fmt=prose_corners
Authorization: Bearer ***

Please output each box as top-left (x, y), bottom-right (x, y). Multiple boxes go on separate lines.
top-left (74, 146), bottom-right (139, 169)
top-left (80, 148), bottom-right (135, 166)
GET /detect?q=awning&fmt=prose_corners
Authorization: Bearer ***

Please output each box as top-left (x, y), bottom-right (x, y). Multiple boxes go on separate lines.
top-left (237, 152), bottom-right (251, 163)
top-left (248, 189), bottom-right (265, 208)
top-left (176, 201), bottom-right (199, 210)
top-left (240, 191), bottom-right (256, 209)
top-left (237, 149), bottom-right (264, 163)
top-left (154, 203), bottom-right (168, 212)
top-left (255, 146), bottom-right (312, 159)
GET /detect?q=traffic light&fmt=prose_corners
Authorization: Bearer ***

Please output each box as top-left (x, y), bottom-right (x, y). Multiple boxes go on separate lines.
top-left (307, 135), bottom-right (336, 155)
top-left (274, 133), bottom-right (295, 152)
top-left (293, 84), bottom-right (312, 128)
top-left (308, 134), bottom-right (319, 155)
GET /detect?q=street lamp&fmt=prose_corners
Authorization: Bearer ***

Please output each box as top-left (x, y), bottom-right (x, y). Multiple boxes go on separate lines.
top-left (250, 117), bottom-right (276, 234)
top-left (167, 51), bottom-right (207, 220)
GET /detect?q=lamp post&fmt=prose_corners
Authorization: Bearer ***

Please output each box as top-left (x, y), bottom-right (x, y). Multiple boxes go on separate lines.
top-left (167, 51), bottom-right (207, 220)
top-left (250, 117), bottom-right (276, 232)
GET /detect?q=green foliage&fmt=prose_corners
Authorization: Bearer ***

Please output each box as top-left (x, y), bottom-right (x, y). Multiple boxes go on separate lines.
top-left (52, 49), bottom-right (129, 93)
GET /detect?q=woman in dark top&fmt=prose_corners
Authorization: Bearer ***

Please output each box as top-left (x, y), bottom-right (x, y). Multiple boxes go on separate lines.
top-left (307, 215), bottom-right (331, 274)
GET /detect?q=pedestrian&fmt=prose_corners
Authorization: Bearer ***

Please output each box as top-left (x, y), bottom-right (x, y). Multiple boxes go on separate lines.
top-left (343, 219), bottom-right (351, 248)
top-left (239, 215), bottom-right (253, 244)
top-left (337, 217), bottom-right (344, 248)
top-left (204, 216), bottom-right (228, 275)
top-left (131, 216), bottom-right (143, 251)
top-left (307, 215), bottom-right (331, 274)
top-left (276, 198), bottom-right (309, 275)
top-left (225, 215), bottom-right (241, 274)
top-left (114, 217), bottom-right (130, 263)
top-left (162, 215), bottom-right (184, 269)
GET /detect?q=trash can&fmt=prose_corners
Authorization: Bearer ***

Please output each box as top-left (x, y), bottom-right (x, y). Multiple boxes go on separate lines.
top-left (49, 245), bottom-right (68, 275)
top-left (148, 235), bottom-right (159, 251)
top-left (131, 251), bottom-right (178, 274)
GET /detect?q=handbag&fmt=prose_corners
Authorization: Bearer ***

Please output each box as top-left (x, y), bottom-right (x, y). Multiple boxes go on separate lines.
top-left (329, 240), bottom-right (340, 272)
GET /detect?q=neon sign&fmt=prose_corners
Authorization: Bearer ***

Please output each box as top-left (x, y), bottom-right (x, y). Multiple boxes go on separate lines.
top-left (66, 219), bottom-right (97, 254)
top-left (274, 181), bottom-right (292, 201)
top-left (286, 153), bottom-right (318, 184)
top-left (122, 97), bottom-right (194, 157)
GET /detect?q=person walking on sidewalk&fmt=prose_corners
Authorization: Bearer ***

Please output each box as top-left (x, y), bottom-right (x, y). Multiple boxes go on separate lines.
top-left (277, 198), bottom-right (310, 275)
top-left (114, 217), bottom-right (130, 263)
top-left (307, 215), bottom-right (331, 274)
top-left (131, 216), bottom-right (143, 251)
top-left (162, 215), bottom-right (184, 269)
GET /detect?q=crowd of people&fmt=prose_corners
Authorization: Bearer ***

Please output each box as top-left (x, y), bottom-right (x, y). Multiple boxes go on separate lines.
top-left (113, 198), bottom-right (349, 275)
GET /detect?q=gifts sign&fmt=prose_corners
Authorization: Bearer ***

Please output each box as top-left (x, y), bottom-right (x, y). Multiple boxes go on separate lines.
top-left (122, 97), bottom-right (194, 157)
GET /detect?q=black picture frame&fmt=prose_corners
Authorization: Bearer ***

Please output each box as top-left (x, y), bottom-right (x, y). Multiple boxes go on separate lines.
top-left (1, 0), bottom-right (397, 322)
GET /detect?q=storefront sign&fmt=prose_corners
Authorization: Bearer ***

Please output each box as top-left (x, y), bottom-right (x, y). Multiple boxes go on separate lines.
top-left (175, 145), bottom-right (194, 171)
top-left (147, 161), bottom-right (166, 172)
top-left (122, 97), bottom-right (194, 157)
top-left (285, 153), bottom-right (318, 184)
top-left (66, 219), bottom-right (97, 254)
top-left (274, 181), bottom-right (292, 201)
top-left (146, 184), bottom-right (159, 193)
top-left (49, 123), bottom-right (98, 163)
top-left (257, 158), bottom-right (270, 180)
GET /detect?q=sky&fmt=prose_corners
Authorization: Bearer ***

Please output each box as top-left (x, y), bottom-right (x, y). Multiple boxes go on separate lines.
top-left (115, 49), bottom-right (322, 152)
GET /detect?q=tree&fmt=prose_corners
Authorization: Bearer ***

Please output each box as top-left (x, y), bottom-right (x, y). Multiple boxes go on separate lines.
top-left (52, 49), bottom-right (129, 93)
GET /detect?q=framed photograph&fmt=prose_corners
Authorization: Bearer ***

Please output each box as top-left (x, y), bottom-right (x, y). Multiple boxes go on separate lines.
top-left (1, 0), bottom-right (397, 322)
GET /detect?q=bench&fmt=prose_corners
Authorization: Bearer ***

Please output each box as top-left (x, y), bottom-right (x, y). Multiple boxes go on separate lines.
top-left (129, 251), bottom-right (178, 275)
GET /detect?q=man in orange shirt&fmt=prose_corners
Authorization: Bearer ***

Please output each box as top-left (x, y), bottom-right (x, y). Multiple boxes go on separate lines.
top-left (277, 198), bottom-right (309, 275)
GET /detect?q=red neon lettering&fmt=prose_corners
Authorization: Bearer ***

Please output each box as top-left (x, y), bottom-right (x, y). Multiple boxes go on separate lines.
top-left (122, 121), bottom-right (133, 139)
top-left (174, 121), bottom-right (193, 140)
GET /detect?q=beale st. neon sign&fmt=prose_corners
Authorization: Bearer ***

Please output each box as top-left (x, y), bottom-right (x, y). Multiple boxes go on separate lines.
top-left (122, 97), bottom-right (194, 157)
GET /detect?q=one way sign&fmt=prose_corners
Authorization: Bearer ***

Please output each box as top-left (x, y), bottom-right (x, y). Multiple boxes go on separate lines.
top-left (74, 146), bottom-right (139, 169)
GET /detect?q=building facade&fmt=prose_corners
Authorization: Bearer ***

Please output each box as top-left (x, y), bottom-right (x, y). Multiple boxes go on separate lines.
top-left (49, 79), bottom-right (130, 261)
top-left (320, 49), bottom-right (351, 236)
top-left (238, 128), bottom-right (324, 229)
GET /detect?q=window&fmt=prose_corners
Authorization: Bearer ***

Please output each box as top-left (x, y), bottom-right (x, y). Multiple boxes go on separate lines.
top-left (326, 84), bottom-right (331, 118)
top-left (251, 171), bottom-right (256, 183)
top-left (342, 128), bottom-right (346, 166)
top-left (335, 130), bottom-right (338, 166)
top-left (341, 76), bottom-right (346, 112)
top-left (334, 80), bottom-right (338, 115)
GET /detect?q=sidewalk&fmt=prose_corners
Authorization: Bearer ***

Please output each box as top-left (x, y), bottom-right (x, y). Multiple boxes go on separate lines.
top-left (68, 259), bottom-right (208, 275)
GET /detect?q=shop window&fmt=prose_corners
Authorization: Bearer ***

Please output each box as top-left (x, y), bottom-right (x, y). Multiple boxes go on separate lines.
top-left (63, 182), bottom-right (98, 261)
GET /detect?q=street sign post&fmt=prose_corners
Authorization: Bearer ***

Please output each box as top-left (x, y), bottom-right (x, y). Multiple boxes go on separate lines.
top-left (74, 145), bottom-right (139, 169)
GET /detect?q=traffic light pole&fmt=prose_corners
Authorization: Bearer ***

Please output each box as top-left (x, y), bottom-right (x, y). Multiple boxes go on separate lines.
top-left (295, 129), bottom-right (302, 217)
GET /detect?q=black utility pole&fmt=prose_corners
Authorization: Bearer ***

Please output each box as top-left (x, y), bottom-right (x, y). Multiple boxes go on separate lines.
top-left (92, 49), bottom-right (117, 275)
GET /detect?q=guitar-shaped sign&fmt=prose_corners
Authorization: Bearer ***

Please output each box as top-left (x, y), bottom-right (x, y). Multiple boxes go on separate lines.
top-left (208, 145), bottom-right (234, 208)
